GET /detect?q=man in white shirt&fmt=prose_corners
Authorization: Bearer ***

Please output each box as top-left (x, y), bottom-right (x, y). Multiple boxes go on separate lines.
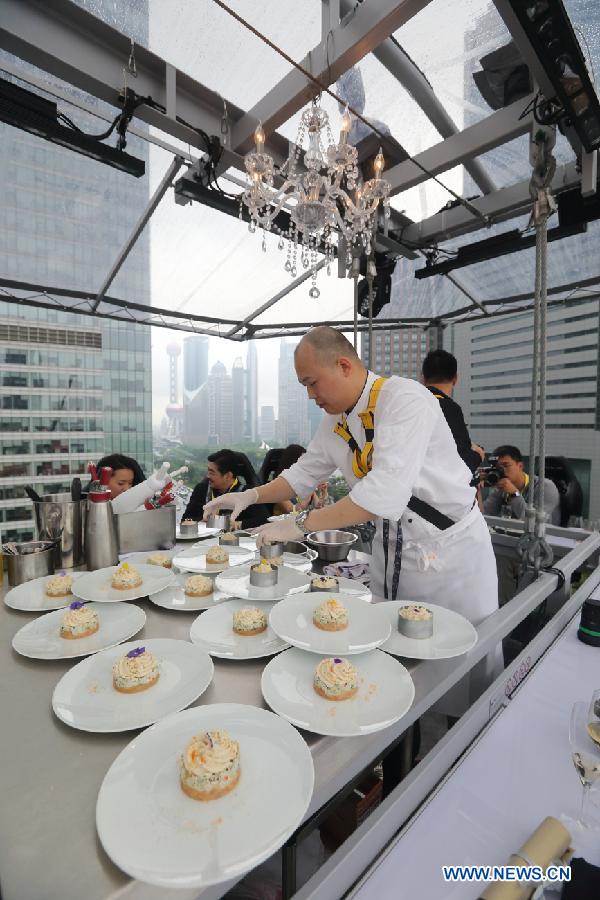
top-left (205, 327), bottom-right (498, 643)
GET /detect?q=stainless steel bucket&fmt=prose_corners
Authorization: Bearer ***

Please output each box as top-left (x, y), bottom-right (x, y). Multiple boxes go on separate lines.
top-left (115, 504), bottom-right (176, 554)
top-left (33, 494), bottom-right (86, 569)
top-left (7, 541), bottom-right (55, 586)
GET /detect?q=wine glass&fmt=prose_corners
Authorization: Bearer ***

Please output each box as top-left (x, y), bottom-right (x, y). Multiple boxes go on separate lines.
top-left (569, 701), bottom-right (600, 827)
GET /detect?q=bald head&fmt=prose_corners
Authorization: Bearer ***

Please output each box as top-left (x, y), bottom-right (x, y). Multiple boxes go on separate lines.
top-left (294, 326), bottom-right (367, 416)
top-left (295, 326), bottom-right (361, 366)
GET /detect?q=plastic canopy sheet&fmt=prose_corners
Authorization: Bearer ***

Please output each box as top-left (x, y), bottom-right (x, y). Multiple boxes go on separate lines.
top-left (351, 615), bottom-right (600, 900)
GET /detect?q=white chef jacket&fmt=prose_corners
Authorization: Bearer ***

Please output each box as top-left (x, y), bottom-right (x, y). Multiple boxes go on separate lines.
top-left (283, 370), bottom-right (476, 548)
top-left (283, 371), bottom-right (499, 713)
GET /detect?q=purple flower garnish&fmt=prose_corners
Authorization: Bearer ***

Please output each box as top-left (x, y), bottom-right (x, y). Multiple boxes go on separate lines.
top-left (69, 601), bottom-right (84, 610)
top-left (59, 570), bottom-right (66, 577)
top-left (333, 658), bottom-right (342, 664)
top-left (127, 646), bottom-right (145, 658)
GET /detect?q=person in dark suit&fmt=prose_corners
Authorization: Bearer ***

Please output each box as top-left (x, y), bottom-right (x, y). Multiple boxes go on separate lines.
top-left (182, 449), bottom-right (269, 529)
top-left (421, 349), bottom-right (484, 474)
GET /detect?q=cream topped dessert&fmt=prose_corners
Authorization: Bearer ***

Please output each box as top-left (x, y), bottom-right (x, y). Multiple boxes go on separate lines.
top-left (111, 562), bottom-right (142, 590)
top-left (252, 560), bottom-right (274, 574)
top-left (112, 646), bottom-right (159, 693)
top-left (398, 604), bottom-right (434, 639)
top-left (310, 575), bottom-right (339, 592)
top-left (184, 575), bottom-right (213, 598)
top-left (46, 572), bottom-right (74, 598)
top-left (60, 601), bottom-right (99, 639)
top-left (146, 552), bottom-right (172, 568)
top-left (219, 532), bottom-right (239, 544)
top-left (313, 657), bottom-right (359, 701)
top-left (313, 597), bottom-right (349, 632)
top-left (179, 730), bottom-right (241, 800)
top-left (232, 606), bottom-right (267, 636)
top-left (206, 545), bottom-right (229, 566)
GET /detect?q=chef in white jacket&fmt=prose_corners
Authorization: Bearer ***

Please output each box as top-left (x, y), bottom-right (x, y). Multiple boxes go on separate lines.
top-left (205, 327), bottom-right (498, 701)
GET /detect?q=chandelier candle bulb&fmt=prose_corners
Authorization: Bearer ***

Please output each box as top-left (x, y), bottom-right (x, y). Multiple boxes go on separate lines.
top-left (374, 148), bottom-right (385, 177)
top-left (339, 106), bottom-right (352, 144)
top-left (254, 122), bottom-right (265, 152)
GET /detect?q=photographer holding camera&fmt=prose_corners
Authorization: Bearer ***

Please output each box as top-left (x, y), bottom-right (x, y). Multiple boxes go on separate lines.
top-left (483, 445), bottom-right (560, 525)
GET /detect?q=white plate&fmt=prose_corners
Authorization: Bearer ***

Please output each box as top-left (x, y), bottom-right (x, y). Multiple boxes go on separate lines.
top-left (4, 572), bottom-right (86, 612)
top-left (149, 574), bottom-right (231, 613)
top-left (190, 599), bottom-right (290, 659)
top-left (172, 545), bottom-right (255, 575)
top-left (12, 602), bottom-right (146, 660)
top-left (189, 535), bottom-right (258, 552)
top-left (379, 601), bottom-right (478, 660)
top-left (262, 648), bottom-right (415, 737)
top-left (72, 564), bottom-right (175, 604)
top-left (96, 703), bottom-right (314, 889)
top-left (176, 524), bottom-right (221, 541)
top-left (216, 563), bottom-right (311, 602)
top-left (323, 575), bottom-right (372, 602)
top-left (269, 592), bottom-right (391, 655)
top-left (52, 638), bottom-right (214, 732)
top-left (121, 550), bottom-right (177, 569)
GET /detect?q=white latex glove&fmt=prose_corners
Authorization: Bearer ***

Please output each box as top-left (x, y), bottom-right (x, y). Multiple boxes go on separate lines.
top-left (253, 516), bottom-right (304, 548)
top-left (202, 488), bottom-right (259, 523)
top-left (147, 463), bottom-right (172, 493)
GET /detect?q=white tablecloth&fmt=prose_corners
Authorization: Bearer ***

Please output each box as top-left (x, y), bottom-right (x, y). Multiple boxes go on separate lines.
top-left (353, 613), bottom-right (600, 899)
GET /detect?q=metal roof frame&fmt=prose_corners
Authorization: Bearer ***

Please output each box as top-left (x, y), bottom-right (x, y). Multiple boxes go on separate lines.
top-left (0, 0), bottom-right (598, 339)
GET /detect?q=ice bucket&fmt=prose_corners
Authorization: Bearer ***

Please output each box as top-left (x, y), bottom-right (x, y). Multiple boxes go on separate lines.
top-left (115, 504), bottom-right (176, 554)
top-left (33, 494), bottom-right (86, 569)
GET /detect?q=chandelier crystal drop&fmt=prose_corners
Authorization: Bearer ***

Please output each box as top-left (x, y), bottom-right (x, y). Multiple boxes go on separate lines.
top-left (241, 99), bottom-right (391, 297)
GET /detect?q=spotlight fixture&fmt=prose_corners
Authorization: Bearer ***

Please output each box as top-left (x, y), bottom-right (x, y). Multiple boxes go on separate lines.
top-left (0, 77), bottom-right (145, 176)
top-left (357, 252), bottom-right (397, 317)
top-left (504, 0), bottom-right (600, 151)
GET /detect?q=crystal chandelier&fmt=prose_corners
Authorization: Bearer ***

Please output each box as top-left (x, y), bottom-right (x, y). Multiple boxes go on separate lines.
top-left (240, 99), bottom-right (391, 298)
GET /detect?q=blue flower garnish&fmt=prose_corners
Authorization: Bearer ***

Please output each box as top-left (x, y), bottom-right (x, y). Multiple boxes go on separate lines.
top-left (69, 601), bottom-right (84, 610)
top-left (127, 646), bottom-right (145, 658)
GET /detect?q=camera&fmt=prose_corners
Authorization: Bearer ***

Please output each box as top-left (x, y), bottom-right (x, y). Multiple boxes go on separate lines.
top-left (471, 455), bottom-right (504, 488)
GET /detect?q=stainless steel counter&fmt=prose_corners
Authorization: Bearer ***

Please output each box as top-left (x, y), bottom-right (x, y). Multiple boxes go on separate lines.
top-left (4, 536), bottom-right (594, 900)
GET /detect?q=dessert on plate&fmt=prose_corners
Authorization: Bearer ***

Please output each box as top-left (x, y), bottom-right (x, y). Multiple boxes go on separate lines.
top-left (179, 730), bottom-right (241, 801)
top-left (59, 601), bottom-right (99, 639)
top-left (206, 545), bottom-right (229, 567)
top-left (112, 646), bottom-right (159, 693)
top-left (232, 606), bottom-right (267, 636)
top-left (397, 604), bottom-right (433, 639)
top-left (46, 572), bottom-right (74, 598)
top-left (219, 532), bottom-right (239, 546)
top-left (184, 574), bottom-right (214, 598)
top-left (313, 597), bottom-right (349, 632)
top-left (249, 559), bottom-right (278, 587)
top-left (179, 519), bottom-right (198, 535)
top-left (146, 552), bottom-right (172, 568)
top-left (111, 562), bottom-right (142, 590)
top-left (313, 656), bottom-right (359, 701)
top-left (310, 575), bottom-right (339, 593)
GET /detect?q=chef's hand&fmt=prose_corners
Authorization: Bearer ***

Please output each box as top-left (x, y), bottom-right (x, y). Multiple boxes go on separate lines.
top-left (496, 477), bottom-right (518, 495)
top-left (253, 516), bottom-right (304, 548)
top-left (203, 488), bottom-right (259, 523)
top-left (147, 462), bottom-right (171, 492)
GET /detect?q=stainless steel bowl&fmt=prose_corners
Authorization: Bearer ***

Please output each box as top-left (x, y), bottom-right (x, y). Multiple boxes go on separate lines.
top-left (305, 530), bottom-right (358, 562)
top-left (260, 540), bottom-right (284, 559)
top-left (282, 541), bottom-right (308, 555)
top-left (219, 532), bottom-right (240, 547)
top-left (206, 512), bottom-right (231, 531)
top-left (249, 563), bottom-right (279, 587)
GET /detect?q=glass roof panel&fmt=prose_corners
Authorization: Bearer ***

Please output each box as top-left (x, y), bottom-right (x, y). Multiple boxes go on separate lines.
top-left (432, 217), bottom-right (600, 304)
top-left (393, 0), bottom-right (512, 130)
top-left (73, 0), bottom-right (321, 112)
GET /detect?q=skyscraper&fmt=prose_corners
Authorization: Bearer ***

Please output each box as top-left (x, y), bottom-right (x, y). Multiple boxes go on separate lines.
top-left (0, 0), bottom-right (152, 544)
top-left (246, 341), bottom-right (258, 442)
top-left (231, 357), bottom-right (246, 444)
top-left (361, 329), bottom-right (429, 379)
top-left (183, 335), bottom-right (209, 394)
top-left (207, 361), bottom-right (233, 446)
top-left (259, 405), bottom-right (276, 442)
top-left (277, 340), bottom-right (311, 446)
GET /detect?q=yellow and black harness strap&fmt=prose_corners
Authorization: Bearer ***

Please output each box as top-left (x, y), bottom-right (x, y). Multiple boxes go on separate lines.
top-left (333, 377), bottom-right (387, 479)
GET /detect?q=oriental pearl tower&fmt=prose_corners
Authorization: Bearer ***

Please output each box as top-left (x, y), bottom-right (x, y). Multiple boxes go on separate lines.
top-left (165, 342), bottom-right (183, 439)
